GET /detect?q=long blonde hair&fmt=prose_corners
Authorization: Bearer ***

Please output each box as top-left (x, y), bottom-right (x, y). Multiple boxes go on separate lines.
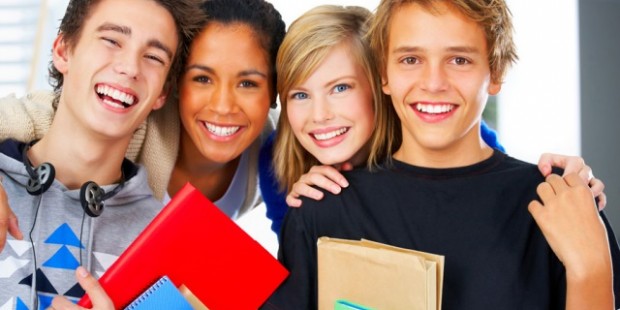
top-left (273, 5), bottom-right (399, 193)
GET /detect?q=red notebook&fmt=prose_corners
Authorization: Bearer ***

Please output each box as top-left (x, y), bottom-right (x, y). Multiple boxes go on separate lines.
top-left (78, 183), bottom-right (289, 309)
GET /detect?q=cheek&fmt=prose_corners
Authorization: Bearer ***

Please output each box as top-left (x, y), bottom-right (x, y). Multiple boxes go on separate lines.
top-left (145, 68), bottom-right (168, 93)
top-left (247, 96), bottom-right (271, 120)
top-left (472, 82), bottom-right (492, 107)
top-left (242, 94), bottom-right (271, 134)
top-left (179, 86), bottom-right (204, 121)
top-left (383, 75), bottom-right (404, 98)
top-left (356, 98), bottom-right (376, 140)
top-left (286, 104), bottom-right (307, 137)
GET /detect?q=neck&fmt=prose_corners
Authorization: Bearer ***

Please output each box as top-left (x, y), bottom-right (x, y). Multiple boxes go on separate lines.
top-left (394, 126), bottom-right (494, 168)
top-left (29, 122), bottom-right (129, 190)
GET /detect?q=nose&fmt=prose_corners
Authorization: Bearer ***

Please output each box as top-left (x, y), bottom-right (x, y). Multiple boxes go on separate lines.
top-left (312, 96), bottom-right (334, 123)
top-left (210, 85), bottom-right (238, 115)
top-left (419, 63), bottom-right (448, 93)
top-left (114, 51), bottom-right (140, 80)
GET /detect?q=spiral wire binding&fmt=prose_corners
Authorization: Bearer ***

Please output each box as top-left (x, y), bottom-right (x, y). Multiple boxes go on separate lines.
top-left (124, 276), bottom-right (171, 310)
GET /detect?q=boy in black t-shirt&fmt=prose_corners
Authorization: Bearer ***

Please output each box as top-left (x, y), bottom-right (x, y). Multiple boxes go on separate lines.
top-left (266, 1), bottom-right (620, 309)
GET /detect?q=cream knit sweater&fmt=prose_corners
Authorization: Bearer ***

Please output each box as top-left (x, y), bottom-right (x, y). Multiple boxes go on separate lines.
top-left (0, 90), bottom-right (275, 216)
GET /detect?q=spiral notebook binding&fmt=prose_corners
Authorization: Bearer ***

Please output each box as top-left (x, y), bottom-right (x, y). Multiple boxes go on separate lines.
top-left (124, 276), bottom-right (171, 310)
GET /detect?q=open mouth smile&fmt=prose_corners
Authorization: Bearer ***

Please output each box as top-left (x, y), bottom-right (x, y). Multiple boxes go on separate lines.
top-left (414, 103), bottom-right (455, 114)
top-left (203, 122), bottom-right (241, 137)
top-left (96, 84), bottom-right (138, 109)
top-left (311, 127), bottom-right (349, 141)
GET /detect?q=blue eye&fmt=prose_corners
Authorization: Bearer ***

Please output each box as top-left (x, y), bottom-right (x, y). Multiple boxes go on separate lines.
top-left (333, 84), bottom-right (350, 93)
top-left (291, 92), bottom-right (308, 100)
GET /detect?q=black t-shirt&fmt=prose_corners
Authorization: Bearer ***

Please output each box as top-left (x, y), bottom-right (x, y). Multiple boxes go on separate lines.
top-left (264, 150), bottom-right (620, 309)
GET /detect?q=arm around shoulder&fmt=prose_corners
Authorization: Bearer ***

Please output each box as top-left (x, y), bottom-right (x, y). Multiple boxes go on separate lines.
top-left (0, 90), bottom-right (55, 142)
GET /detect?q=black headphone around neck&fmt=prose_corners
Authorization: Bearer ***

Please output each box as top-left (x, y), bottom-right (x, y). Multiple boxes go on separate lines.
top-left (22, 141), bottom-right (125, 217)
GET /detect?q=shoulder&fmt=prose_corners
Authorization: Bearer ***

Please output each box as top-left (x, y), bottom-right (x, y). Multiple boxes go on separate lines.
top-left (258, 131), bottom-right (276, 177)
top-left (0, 139), bottom-right (25, 160)
top-left (258, 109), bottom-right (279, 147)
top-left (0, 90), bottom-right (55, 112)
top-left (497, 153), bottom-right (547, 176)
top-left (296, 168), bottom-right (377, 214)
top-left (0, 90), bottom-right (55, 142)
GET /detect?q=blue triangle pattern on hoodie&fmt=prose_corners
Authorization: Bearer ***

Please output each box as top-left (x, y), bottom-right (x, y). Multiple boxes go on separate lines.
top-left (44, 223), bottom-right (84, 248)
top-left (42, 246), bottom-right (79, 270)
top-left (16, 297), bottom-right (29, 310)
top-left (37, 294), bottom-right (54, 310)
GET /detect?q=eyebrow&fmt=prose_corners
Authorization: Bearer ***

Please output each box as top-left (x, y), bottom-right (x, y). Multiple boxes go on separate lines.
top-left (96, 22), bottom-right (174, 61)
top-left (392, 45), bottom-right (480, 54)
top-left (323, 75), bottom-right (357, 88)
top-left (239, 69), bottom-right (267, 79)
top-left (186, 65), bottom-right (267, 79)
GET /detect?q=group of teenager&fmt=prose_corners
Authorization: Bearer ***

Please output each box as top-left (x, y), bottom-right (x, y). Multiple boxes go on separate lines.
top-left (0, 0), bottom-right (616, 309)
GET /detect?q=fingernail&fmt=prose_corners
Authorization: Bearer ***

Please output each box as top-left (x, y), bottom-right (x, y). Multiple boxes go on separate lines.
top-left (77, 266), bottom-right (89, 278)
top-left (332, 186), bottom-right (341, 194)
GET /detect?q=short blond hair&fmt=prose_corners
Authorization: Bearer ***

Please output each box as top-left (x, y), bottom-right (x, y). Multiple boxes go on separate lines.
top-left (273, 5), bottom-right (399, 192)
top-left (368, 0), bottom-right (518, 84)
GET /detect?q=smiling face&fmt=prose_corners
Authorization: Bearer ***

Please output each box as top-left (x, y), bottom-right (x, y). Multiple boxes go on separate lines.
top-left (52, 0), bottom-right (177, 140)
top-left (179, 22), bottom-right (272, 164)
top-left (286, 42), bottom-right (375, 166)
top-left (382, 2), bottom-right (500, 167)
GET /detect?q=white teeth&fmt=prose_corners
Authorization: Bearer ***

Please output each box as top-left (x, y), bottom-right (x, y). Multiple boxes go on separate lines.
top-left (415, 103), bottom-right (453, 114)
top-left (313, 127), bottom-right (348, 141)
top-left (102, 99), bottom-right (125, 109)
top-left (205, 122), bottom-right (241, 137)
top-left (96, 85), bottom-right (136, 106)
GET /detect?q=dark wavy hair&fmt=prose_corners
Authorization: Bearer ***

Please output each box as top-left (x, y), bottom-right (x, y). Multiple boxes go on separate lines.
top-left (48, 0), bottom-right (204, 108)
top-left (200, 0), bottom-right (286, 107)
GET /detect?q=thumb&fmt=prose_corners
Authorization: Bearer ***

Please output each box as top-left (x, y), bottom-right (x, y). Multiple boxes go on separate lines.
top-left (76, 266), bottom-right (114, 309)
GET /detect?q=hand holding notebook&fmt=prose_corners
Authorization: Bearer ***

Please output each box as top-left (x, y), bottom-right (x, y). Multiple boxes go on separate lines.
top-left (78, 183), bottom-right (288, 309)
top-left (124, 276), bottom-right (194, 310)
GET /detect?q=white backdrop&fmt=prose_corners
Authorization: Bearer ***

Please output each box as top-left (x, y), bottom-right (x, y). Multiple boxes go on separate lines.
top-left (498, 0), bottom-right (580, 163)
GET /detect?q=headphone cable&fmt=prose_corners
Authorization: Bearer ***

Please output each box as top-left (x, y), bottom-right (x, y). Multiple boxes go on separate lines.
top-left (28, 194), bottom-right (42, 310)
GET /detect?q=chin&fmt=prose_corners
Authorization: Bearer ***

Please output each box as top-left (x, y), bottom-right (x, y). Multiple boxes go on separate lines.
top-left (314, 154), bottom-right (350, 166)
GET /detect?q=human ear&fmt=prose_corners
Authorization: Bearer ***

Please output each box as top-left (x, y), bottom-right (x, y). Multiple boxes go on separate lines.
top-left (51, 34), bottom-right (70, 74)
top-left (381, 75), bottom-right (392, 95)
top-left (488, 81), bottom-right (501, 96)
top-left (152, 92), bottom-right (167, 111)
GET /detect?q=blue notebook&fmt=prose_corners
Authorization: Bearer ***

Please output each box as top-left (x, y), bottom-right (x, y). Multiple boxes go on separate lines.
top-left (124, 276), bottom-right (193, 310)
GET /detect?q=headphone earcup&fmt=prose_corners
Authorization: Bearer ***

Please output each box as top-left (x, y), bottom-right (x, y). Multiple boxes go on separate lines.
top-left (26, 163), bottom-right (55, 195)
top-left (80, 181), bottom-right (105, 217)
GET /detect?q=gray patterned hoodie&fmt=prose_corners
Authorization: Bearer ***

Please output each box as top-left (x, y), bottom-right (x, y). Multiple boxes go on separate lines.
top-left (0, 142), bottom-right (163, 310)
